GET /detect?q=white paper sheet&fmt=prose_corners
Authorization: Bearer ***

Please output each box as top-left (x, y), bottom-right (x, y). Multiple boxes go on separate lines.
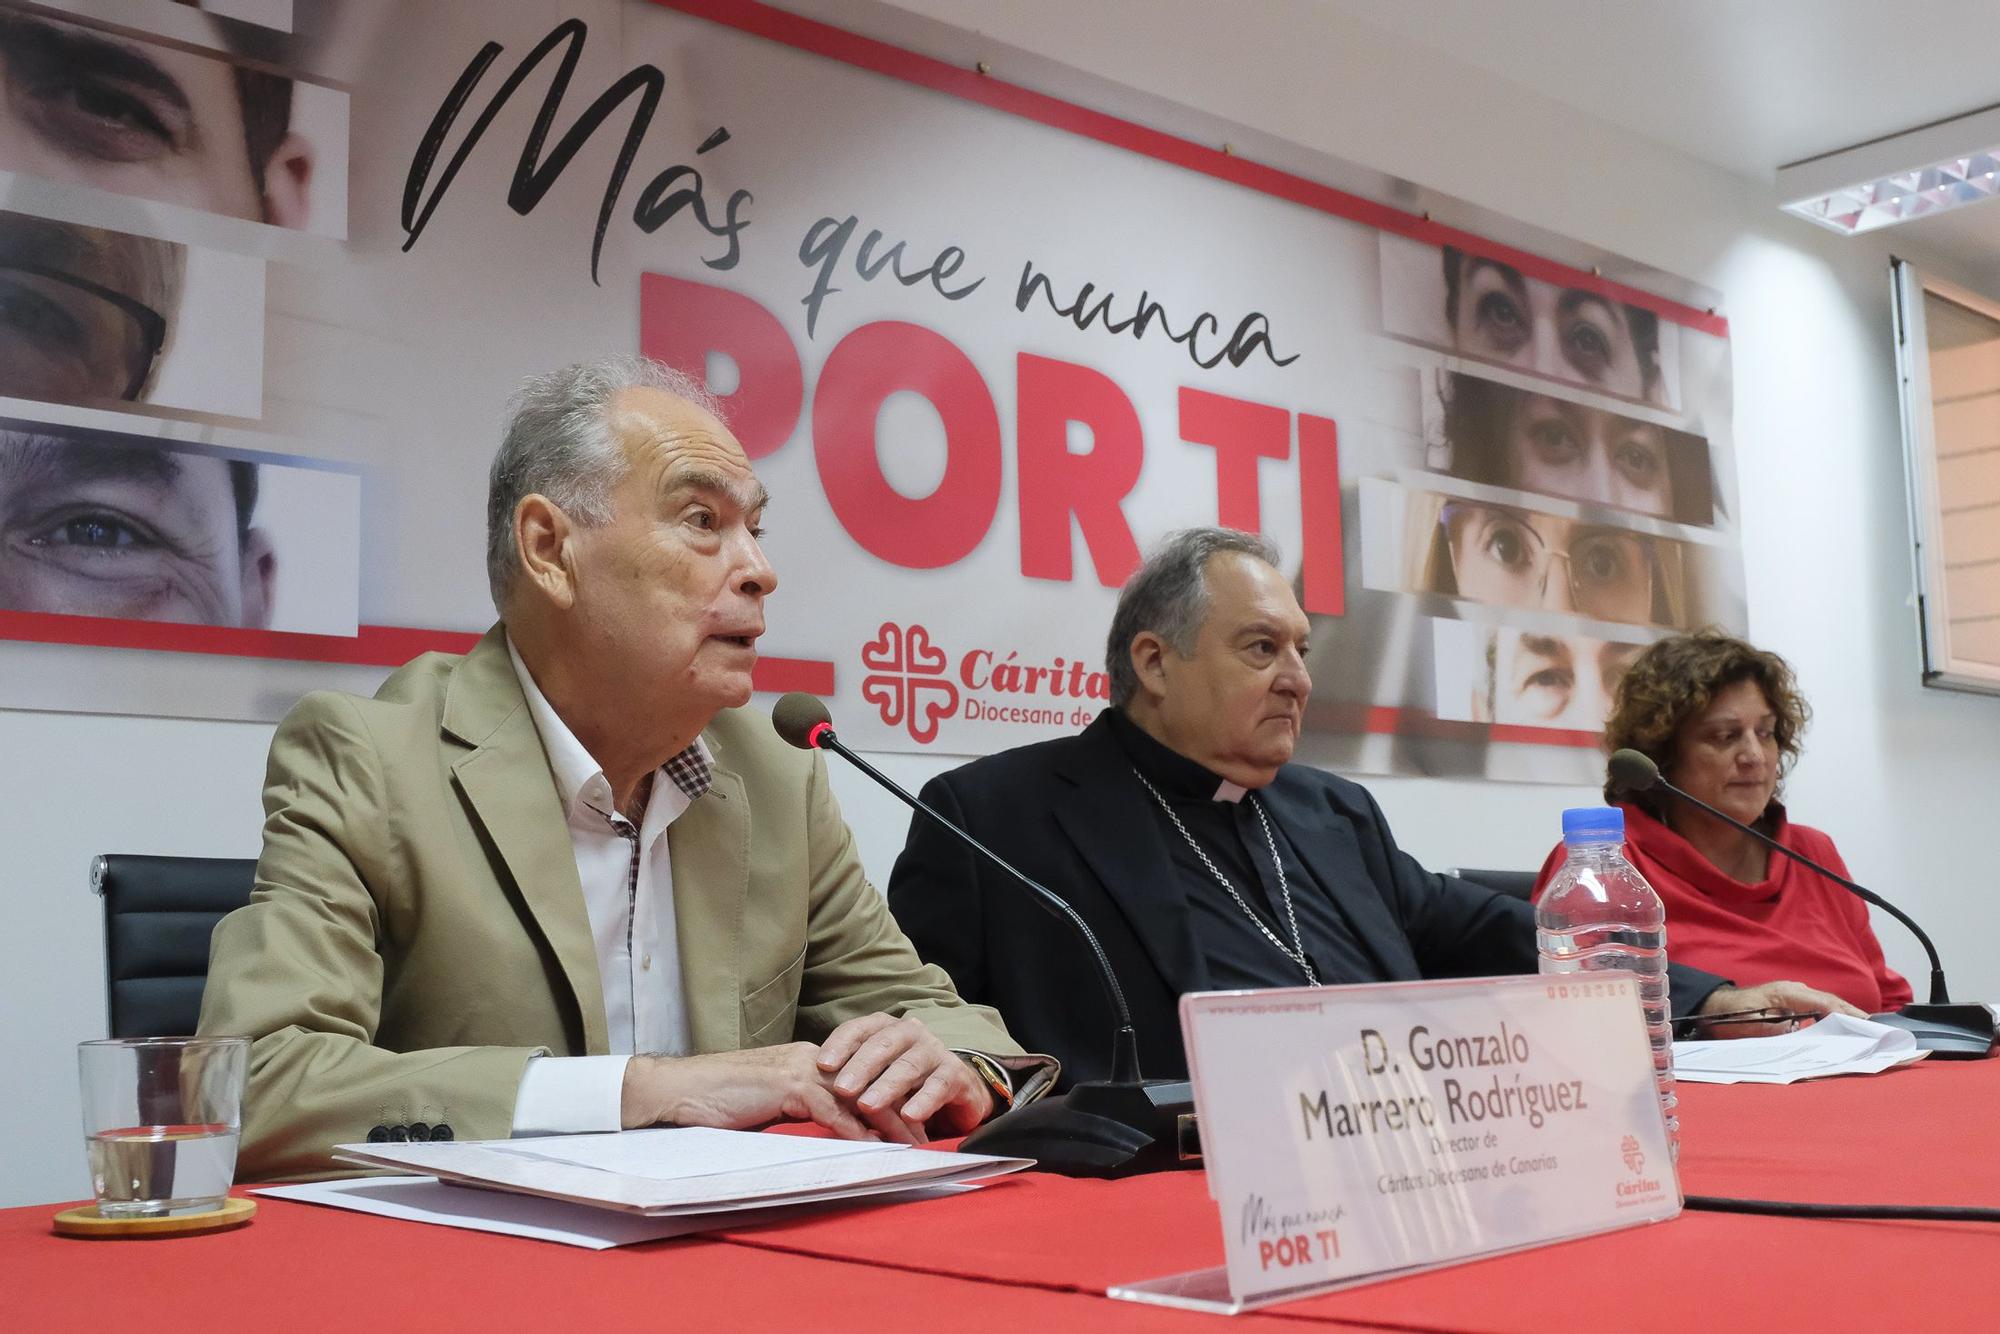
top-left (331, 1126), bottom-right (1030, 1214)
top-left (1672, 1013), bottom-right (1927, 1084)
top-left (486, 1126), bottom-right (900, 1179)
top-left (255, 1175), bottom-right (977, 1248)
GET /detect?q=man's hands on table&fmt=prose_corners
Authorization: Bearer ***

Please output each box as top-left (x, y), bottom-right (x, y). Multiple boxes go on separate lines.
top-left (816, 1013), bottom-right (995, 1140)
top-left (619, 1013), bottom-right (994, 1141)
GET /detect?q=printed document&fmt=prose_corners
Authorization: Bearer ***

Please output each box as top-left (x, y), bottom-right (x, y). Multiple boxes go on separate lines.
top-left (331, 1126), bottom-right (1029, 1215)
top-left (1672, 1013), bottom-right (1925, 1085)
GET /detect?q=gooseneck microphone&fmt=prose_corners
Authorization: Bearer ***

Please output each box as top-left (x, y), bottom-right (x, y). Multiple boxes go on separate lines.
top-left (772, 692), bottom-right (1142, 1083)
top-left (1607, 750), bottom-right (1944, 1000)
top-left (1608, 748), bottom-right (1992, 1056)
top-left (773, 693), bottom-right (1195, 1176)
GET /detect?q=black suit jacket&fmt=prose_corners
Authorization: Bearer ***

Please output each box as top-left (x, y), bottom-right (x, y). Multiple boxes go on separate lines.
top-left (886, 713), bottom-right (1727, 1086)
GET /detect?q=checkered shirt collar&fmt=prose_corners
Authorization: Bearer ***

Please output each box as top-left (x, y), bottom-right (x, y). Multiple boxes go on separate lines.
top-left (660, 741), bottom-right (713, 802)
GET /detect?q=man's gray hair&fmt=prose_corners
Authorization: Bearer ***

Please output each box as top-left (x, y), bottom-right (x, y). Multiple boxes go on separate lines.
top-left (485, 355), bottom-right (723, 609)
top-left (1105, 527), bottom-right (1281, 708)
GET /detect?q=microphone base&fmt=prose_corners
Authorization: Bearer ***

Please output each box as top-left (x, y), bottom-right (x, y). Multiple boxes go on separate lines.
top-left (959, 1078), bottom-right (1198, 1178)
top-left (1868, 1004), bottom-right (1997, 1059)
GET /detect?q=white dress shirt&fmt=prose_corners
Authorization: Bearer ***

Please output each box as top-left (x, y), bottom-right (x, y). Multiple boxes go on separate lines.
top-left (507, 640), bottom-right (713, 1134)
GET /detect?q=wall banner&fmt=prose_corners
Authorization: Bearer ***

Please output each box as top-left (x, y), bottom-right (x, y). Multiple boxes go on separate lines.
top-left (0, 0), bottom-right (1739, 780)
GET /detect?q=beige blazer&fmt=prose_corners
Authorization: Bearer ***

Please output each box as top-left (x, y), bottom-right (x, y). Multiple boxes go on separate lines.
top-left (199, 626), bottom-right (1027, 1180)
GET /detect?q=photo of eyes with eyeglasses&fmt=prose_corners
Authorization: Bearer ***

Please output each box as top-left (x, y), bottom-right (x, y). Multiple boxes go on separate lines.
top-left (1435, 371), bottom-right (1715, 526)
top-left (1433, 619), bottom-right (1647, 733)
top-left (0, 8), bottom-right (331, 230)
top-left (0, 208), bottom-right (264, 417)
top-left (0, 211), bottom-right (178, 407)
top-left (1410, 493), bottom-right (1688, 629)
top-left (0, 426), bottom-right (272, 627)
top-left (1379, 233), bottom-right (1681, 411)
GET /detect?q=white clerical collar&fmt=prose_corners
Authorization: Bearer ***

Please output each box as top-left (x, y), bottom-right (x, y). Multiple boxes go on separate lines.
top-left (1213, 779), bottom-right (1248, 803)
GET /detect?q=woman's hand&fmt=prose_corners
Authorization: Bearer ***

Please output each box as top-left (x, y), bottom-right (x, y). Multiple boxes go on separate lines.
top-left (1696, 981), bottom-right (1867, 1037)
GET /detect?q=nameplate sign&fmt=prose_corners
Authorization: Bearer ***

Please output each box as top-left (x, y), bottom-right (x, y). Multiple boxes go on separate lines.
top-left (1110, 974), bottom-right (1678, 1313)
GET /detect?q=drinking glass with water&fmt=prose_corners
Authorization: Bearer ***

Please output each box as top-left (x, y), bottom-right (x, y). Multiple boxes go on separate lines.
top-left (78, 1036), bottom-right (248, 1217)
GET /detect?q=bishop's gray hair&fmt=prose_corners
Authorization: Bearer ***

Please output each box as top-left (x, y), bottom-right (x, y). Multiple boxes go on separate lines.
top-left (1105, 527), bottom-right (1282, 708)
top-left (485, 355), bottom-right (723, 610)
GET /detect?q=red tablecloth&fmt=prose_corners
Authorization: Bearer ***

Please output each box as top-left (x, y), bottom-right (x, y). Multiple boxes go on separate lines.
top-left (6, 1060), bottom-right (1998, 1333)
top-left (717, 1059), bottom-right (2000, 1332)
top-left (0, 1197), bottom-right (1315, 1334)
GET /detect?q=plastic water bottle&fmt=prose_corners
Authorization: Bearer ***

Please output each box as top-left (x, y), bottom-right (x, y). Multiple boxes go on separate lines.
top-left (1536, 805), bottom-right (1677, 1159)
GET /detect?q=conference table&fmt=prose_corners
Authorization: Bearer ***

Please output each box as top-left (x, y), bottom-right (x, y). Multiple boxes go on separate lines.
top-left (8, 1058), bottom-right (1998, 1332)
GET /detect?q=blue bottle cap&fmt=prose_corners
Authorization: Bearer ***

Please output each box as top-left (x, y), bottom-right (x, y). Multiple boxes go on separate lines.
top-left (1561, 805), bottom-right (1624, 845)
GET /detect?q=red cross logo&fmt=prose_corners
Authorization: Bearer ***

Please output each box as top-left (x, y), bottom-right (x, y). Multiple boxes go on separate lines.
top-left (861, 622), bottom-right (959, 744)
top-left (1621, 1134), bottom-right (1644, 1175)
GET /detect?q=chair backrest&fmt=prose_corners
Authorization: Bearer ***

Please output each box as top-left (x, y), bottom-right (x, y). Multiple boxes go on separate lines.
top-left (92, 855), bottom-right (257, 1039)
top-left (1447, 867), bottom-right (1539, 902)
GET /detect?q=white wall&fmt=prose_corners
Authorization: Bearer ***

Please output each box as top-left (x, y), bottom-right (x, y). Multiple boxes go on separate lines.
top-left (0, 708), bottom-right (274, 1207)
top-left (7, 0), bottom-right (1999, 1208)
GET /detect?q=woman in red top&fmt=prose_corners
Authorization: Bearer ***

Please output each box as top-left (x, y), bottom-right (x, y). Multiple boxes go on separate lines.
top-left (1533, 631), bottom-right (1910, 1015)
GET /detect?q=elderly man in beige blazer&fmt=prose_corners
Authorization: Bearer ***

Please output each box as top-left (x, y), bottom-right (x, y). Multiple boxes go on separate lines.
top-left (200, 358), bottom-right (1049, 1180)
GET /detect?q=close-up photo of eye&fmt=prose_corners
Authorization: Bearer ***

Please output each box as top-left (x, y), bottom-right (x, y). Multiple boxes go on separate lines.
top-left (0, 8), bottom-right (346, 240)
top-left (1525, 417), bottom-right (1583, 464)
top-left (0, 274), bottom-right (89, 353)
top-left (30, 509), bottom-right (160, 553)
top-left (1561, 314), bottom-right (1615, 377)
top-left (1474, 289), bottom-right (1529, 349)
top-left (1521, 663), bottom-right (1574, 694)
top-left (16, 72), bottom-right (181, 163)
top-left (1572, 533), bottom-right (1638, 587)
top-left (1478, 517), bottom-right (1536, 571)
top-left (1613, 436), bottom-right (1665, 483)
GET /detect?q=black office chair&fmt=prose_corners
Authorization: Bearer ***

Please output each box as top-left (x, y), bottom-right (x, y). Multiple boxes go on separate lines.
top-left (92, 855), bottom-right (256, 1039)
top-left (1447, 867), bottom-right (1539, 901)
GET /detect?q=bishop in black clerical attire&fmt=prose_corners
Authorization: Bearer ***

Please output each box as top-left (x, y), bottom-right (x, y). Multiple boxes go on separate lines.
top-left (886, 528), bottom-right (1857, 1087)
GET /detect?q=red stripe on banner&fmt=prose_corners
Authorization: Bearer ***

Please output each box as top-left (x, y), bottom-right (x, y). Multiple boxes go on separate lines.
top-left (652, 0), bottom-right (1727, 338)
top-left (1348, 704), bottom-right (1606, 750)
top-left (750, 655), bottom-right (837, 697)
top-left (0, 609), bottom-right (836, 695)
top-left (0, 610), bottom-right (480, 666)
top-left (1483, 721), bottom-right (1605, 750)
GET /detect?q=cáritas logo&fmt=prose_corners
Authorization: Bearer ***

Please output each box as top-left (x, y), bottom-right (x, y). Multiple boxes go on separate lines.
top-left (861, 622), bottom-right (959, 744)
top-left (1613, 1132), bottom-right (1664, 1206)
top-left (859, 622), bottom-right (1109, 743)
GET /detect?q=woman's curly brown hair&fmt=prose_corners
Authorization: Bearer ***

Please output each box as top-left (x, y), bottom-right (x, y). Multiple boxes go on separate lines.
top-left (1602, 629), bottom-right (1811, 821)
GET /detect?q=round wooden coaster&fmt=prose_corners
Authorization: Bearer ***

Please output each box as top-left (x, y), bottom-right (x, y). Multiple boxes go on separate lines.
top-left (52, 1196), bottom-right (255, 1239)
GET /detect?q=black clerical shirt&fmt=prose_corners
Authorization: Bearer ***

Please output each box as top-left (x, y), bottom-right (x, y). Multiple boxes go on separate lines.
top-left (1105, 709), bottom-right (1382, 991)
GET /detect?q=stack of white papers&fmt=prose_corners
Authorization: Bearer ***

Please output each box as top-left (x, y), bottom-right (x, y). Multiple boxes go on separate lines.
top-left (255, 1175), bottom-right (978, 1249)
top-left (1671, 1013), bottom-right (1927, 1085)
top-left (327, 1126), bottom-right (1027, 1216)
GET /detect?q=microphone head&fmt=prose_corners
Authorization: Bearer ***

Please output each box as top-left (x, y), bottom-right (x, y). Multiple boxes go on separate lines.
top-left (1607, 748), bottom-right (1660, 793)
top-left (772, 692), bottom-right (834, 750)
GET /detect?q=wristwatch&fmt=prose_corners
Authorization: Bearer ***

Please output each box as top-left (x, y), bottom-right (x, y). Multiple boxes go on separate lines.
top-left (956, 1050), bottom-right (1015, 1116)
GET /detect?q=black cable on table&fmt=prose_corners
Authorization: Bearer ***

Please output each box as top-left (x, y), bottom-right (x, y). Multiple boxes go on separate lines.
top-left (1685, 1194), bottom-right (2000, 1223)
